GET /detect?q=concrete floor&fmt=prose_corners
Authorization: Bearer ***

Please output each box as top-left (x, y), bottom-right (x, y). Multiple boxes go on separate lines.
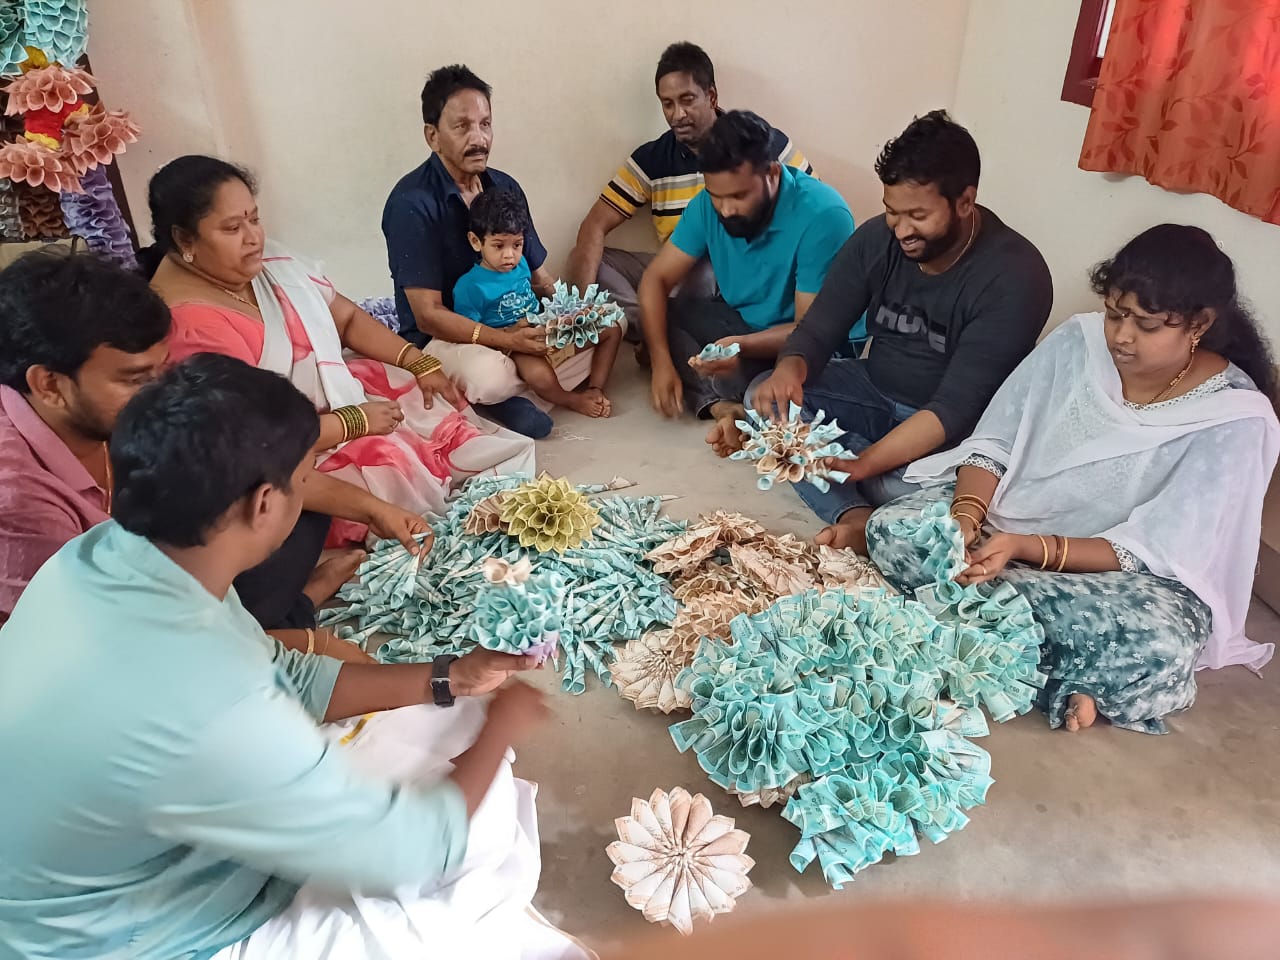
top-left (509, 352), bottom-right (1280, 950)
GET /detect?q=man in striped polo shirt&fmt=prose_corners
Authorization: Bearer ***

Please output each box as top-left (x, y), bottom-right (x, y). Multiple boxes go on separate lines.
top-left (565, 42), bottom-right (810, 333)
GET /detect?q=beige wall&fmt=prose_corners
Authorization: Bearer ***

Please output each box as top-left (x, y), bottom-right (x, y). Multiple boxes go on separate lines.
top-left (90, 0), bottom-right (971, 297)
top-left (953, 0), bottom-right (1280, 338)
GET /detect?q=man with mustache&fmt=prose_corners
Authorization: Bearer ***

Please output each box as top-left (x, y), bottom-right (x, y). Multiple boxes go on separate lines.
top-left (747, 110), bottom-right (1053, 553)
top-left (382, 64), bottom-right (558, 439)
top-left (566, 42), bottom-right (812, 335)
top-left (638, 109), bottom-right (854, 425)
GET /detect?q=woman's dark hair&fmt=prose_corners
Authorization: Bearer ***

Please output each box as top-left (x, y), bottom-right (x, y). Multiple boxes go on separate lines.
top-left (111, 353), bottom-right (320, 548)
top-left (698, 110), bottom-right (773, 175)
top-left (875, 109), bottom-right (981, 202)
top-left (1090, 223), bottom-right (1277, 405)
top-left (137, 155), bottom-right (256, 279)
top-left (468, 188), bottom-right (530, 240)
top-left (421, 64), bottom-right (491, 126)
top-left (655, 41), bottom-right (715, 93)
top-left (0, 250), bottom-right (171, 392)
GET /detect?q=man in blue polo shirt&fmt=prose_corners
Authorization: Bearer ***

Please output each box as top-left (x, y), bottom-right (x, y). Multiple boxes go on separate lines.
top-left (381, 64), bottom-right (557, 438)
top-left (638, 110), bottom-right (854, 440)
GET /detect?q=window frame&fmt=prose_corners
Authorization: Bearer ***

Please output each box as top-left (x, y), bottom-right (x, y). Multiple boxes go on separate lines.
top-left (1061, 0), bottom-right (1115, 107)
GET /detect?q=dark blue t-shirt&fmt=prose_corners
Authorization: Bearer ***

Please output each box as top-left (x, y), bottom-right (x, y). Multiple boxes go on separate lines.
top-left (381, 154), bottom-right (547, 341)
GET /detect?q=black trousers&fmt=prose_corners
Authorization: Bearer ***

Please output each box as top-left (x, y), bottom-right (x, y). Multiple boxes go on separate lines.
top-left (668, 297), bottom-right (775, 418)
top-left (232, 510), bottom-right (331, 630)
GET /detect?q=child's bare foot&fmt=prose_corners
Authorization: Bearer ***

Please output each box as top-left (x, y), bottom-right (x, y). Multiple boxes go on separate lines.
top-left (705, 401), bottom-right (746, 457)
top-left (304, 547), bottom-right (365, 607)
top-left (1063, 693), bottom-right (1098, 732)
top-left (565, 387), bottom-right (611, 418)
top-left (813, 507), bottom-right (874, 554)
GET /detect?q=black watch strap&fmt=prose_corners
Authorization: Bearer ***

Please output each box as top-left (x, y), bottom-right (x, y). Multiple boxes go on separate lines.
top-left (431, 654), bottom-right (458, 707)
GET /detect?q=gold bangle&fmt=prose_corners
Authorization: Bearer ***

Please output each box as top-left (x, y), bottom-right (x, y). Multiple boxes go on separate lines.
top-left (334, 405), bottom-right (368, 443)
top-left (951, 510), bottom-right (983, 530)
top-left (320, 631), bottom-right (330, 656)
top-left (471, 323), bottom-right (483, 344)
top-left (952, 493), bottom-right (990, 512)
top-left (1056, 536), bottom-right (1070, 573)
top-left (394, 342), bottom-right (414, 368)
top-left (1035, 534), bottom-right (1050, 570)
top-left (405, 354), bottom-right (442, 379)
top-left (305, 628), bottom-right (315, 655)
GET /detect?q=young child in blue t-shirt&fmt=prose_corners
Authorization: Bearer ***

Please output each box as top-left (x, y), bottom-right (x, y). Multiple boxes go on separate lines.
top-left (453, 189), bottom-right (621, 418)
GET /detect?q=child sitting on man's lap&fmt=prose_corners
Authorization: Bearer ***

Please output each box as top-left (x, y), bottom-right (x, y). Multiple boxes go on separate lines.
top-left (453, 190), bottom-right (621, 418)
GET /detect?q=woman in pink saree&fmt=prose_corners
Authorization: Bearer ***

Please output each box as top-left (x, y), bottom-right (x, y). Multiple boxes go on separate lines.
top-left (145, 156), bottom-right (535, 543)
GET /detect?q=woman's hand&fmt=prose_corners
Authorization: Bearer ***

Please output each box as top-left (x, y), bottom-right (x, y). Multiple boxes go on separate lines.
top-left (365, 500), bottom-right (434, 555)
top-left (416, 369), bottom-right (466, 410)
top-left (954, 512), bottom-right (983, 548)
top-left (359, 400), bottom-right (404, 436)
top-left (957, 532), bottom-right (1033, 586)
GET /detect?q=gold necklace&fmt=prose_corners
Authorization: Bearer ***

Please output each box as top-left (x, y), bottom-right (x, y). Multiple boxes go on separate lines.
top-left (215, 283), bottom-right (259, 311)
top-left (919, 208), bottom-right (979, 275)
top-left (178, 257), bottom-right (260, 312)
top-left (1142, 341), bottom-right (1198, 406)
top-left (102, 442), bottom-right (113, 515)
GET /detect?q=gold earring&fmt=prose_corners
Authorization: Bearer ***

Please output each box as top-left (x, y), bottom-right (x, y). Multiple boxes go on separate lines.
top-left (182, 251), bottom-right (194, 263)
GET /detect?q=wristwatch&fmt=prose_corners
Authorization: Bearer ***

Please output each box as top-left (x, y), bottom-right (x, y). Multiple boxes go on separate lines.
top-left (430, 654), bottom-right (457, 707)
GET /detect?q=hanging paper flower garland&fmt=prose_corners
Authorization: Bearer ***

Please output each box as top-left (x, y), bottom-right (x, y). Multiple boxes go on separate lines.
top-left (59, 164), bottom-right (134, 267)
top-left (0, 3), bottom-right (139, 251)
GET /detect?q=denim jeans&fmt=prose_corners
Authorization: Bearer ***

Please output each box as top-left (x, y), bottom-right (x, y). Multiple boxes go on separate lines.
top-left (745, 358), bottom-right (920, 524)
top-left (669, 297), bottom-right (775, 418)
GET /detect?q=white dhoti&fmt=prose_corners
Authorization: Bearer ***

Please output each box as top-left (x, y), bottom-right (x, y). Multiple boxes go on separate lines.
top-left (216, 702), bottom-right (593, 960)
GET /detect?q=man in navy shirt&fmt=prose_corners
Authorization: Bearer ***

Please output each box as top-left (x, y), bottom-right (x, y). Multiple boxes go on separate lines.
top-left (382, 65), bottom-right (557, 437)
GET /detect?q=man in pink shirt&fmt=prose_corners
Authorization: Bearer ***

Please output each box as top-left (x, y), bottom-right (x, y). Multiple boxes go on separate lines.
top-left (0, 252), bottom-right (431, 635)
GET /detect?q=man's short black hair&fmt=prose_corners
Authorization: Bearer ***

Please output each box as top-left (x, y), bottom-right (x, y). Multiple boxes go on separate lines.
top-left (421, 64), bottom-right (492, 126)
top-left (655, 42), bottom-right (715, 92)
top-left (697, 110), bottom-right (774, 175)
top-left (111, 354), bottom-right (320, 549)
top-left (468, 189), bottom-right (530, 239)
top-left (875, 109), bottom-right (981, 202)
top-left (0, 251), bottom-right (171, 393)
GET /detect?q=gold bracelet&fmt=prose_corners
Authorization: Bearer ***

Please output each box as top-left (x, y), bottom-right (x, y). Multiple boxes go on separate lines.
top-left (471, 323), bottom-right (483, 344)
top-left (951, 510), bottom-right (983, 530)
top-left (952, 493), bottom-right (990, 513)
top-left (394, 342), bottom-right (414, 368)
top-left (405, 354), bottom-right (442, 379)
top-left (305, 628), bottom-right (315, 655)
top-left (1035, 534), bottom-right (1050, 570)
top-left (320, 631), bottom-right (330, 656)
top-left (1056, 536), bottom-right (1070, 573)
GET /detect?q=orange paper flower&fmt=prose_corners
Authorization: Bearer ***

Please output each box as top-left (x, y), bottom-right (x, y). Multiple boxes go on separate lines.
top-left (3, 64), bottom-right (94, 115)
top-left (0, 138), bottom-right (83, 193)
top-left (62, 106), bottom-right (140, 172)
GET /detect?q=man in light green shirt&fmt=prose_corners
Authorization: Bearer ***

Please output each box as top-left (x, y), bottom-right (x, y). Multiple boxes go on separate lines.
top-left (0, 354), bottom-right (578, 960)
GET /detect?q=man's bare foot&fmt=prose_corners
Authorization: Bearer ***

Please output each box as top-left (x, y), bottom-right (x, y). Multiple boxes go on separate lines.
top-left (1063, 693), bottom-right (1098, 732)
top-left (304, 547), bottom-right (365, 607)
top-left (705, 401), bottom-right (746, 457)
top-left (565, 387), bottom-right (611, 418)
top-left (813, 507), bottom-right (874, 554)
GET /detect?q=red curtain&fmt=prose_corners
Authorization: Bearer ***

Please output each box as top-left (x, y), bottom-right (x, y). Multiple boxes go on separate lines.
top-left (1079, 0), bottom-right (1280, 225)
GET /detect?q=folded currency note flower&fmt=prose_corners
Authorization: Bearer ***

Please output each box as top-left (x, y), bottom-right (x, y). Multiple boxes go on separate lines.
top-left (528, 280), bottom-right (623, 350)
top-left (606, 786), bottom-right (753, 936)
top-left (730, 403), bottom-right (856, 493)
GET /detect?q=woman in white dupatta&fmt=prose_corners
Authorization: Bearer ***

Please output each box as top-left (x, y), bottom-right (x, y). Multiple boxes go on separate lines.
top-left (147, 156), bottom-right (536, 544)
top-left (867, 225), bottom-right (1279, 734)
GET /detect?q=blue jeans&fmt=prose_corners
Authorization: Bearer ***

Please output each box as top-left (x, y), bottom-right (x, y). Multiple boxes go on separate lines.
top-left (745, 358), bottom-right (920, 524)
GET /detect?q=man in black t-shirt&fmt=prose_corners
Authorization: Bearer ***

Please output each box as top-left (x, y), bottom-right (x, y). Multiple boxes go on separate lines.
top-left (739, 110), bottom-right (1053, 552)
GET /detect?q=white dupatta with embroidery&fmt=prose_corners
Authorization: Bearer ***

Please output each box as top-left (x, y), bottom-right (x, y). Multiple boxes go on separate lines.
top-left (907, 313), bottom-right (1280, 672)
